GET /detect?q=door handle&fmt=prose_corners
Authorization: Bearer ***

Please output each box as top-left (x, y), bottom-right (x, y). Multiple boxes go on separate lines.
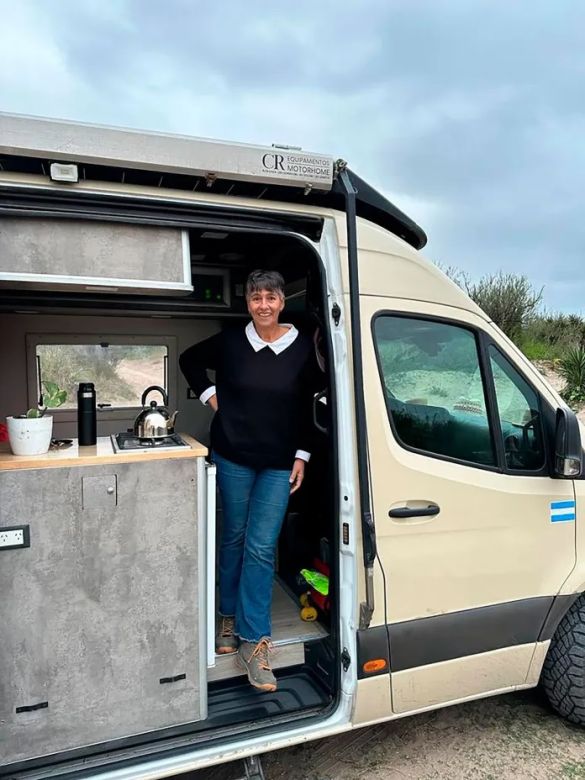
top-left (388, 503), bottom-right (440, 519)
top-left (312, 389), bottom-right (328, 434)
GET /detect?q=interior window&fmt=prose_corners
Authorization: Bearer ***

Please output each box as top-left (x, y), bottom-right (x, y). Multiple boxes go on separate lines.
top-left (489, 346), bottom-right (545, 471)
top-left (34, 343), bottom-right (168, 409)
top-left (373, 315), bottom-right (495, 466)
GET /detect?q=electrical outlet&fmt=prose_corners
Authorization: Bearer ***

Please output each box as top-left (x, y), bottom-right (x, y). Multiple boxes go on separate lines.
top-left (0, 526), bottom-right (30, 550)
top-left (1, 529), bottom-right (24, 546)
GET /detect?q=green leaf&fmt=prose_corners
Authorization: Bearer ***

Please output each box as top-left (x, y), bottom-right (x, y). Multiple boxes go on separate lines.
top-left (26, 408), bottom-right (42, 418)
top-left (45, 390), bottom-right (67, 408)
top-left (42, 380), bottom-right (59, 398)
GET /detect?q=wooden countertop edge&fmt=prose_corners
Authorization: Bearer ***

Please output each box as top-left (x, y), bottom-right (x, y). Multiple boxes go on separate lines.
top-left (0, 434), bottom-right (208, 471)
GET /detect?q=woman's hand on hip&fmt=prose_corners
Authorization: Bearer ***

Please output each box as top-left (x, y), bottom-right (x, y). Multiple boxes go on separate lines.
top-left (208, 394), bottom-right (218, 412)
top-left (289, 458), bottom-right (305, 494)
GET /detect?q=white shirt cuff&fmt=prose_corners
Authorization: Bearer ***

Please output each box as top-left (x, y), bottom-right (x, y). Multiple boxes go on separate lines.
top-left (295, 449), bottom-right (311, 462)
top-left (199, 386), bottom-right (217, 406)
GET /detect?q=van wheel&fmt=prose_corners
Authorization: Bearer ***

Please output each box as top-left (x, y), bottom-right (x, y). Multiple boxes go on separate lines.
top-left (542, 594), bottom-right (585, 725)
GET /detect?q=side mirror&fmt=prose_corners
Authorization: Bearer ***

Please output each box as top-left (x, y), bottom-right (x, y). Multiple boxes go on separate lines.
top-left (554, 407), bottom-right (582, 478)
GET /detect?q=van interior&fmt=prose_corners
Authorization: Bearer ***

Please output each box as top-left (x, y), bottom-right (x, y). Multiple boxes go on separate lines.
top-left (0, 222), bottom-right (339, 771)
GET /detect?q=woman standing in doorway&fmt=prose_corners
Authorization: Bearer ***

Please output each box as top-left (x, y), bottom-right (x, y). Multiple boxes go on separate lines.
top-left (179, 270), bottom-right (320, 692)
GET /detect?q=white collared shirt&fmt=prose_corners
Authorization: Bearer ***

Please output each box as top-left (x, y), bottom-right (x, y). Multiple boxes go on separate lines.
top-left (244, 321), bottom-right (299, 353)
top-left (199, 321), bottom-right (310, 462)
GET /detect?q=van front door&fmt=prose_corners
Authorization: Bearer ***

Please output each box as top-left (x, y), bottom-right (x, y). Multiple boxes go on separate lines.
top-left (361, 296), bottom-right (576, 714)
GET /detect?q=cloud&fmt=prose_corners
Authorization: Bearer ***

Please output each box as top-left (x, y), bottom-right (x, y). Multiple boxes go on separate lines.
top-left (0, 0), bottom-right (583, 311)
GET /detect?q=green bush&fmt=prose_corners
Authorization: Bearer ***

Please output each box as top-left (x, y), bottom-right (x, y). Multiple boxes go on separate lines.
top-left (559, 347), bottom-right (585, 408)
top-left (462, 272), bottom-right (543, 340)
top-left (38, 345), bottom-right (135, 407)
top-left (440, 265), bottom-right (585, 362)
top-left (517, 313), bottom-right (585, 362)
top-left (440, 266), bottom-right (543, 339)
top-left (542, 312), bottom-right (585, 344)
top-left (516, 337), bottom-right (555, 362)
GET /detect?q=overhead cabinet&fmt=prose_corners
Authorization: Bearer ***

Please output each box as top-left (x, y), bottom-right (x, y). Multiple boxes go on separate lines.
top-left (0, 217), bottom-right (193, 295)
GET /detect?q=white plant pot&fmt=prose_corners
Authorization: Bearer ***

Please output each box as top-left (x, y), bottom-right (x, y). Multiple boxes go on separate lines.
top-left (6, 415), bottom-right (53, 456)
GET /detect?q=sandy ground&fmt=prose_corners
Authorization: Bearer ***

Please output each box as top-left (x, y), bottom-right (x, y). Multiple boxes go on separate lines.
top-left (533, 361), bottom-right (585, 424)
top-left (188, 689), bottom-right (585, 780)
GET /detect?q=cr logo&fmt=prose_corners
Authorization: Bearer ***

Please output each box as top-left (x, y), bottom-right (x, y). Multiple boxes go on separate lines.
top-left (262, 153), bottom-right (285, 171)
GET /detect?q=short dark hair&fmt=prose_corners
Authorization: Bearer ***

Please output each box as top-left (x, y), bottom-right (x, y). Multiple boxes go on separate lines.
top-left (245, 269), bottom-right (285, 298)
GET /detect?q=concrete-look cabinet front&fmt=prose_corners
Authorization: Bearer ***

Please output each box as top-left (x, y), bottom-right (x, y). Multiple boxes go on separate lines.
top-left (0, 218), bottom-right (193, 295)
top-left (0, 457), bottom-right (206, 767)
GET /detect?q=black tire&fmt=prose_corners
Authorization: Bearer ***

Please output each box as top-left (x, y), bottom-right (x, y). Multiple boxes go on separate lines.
top-left (542, 594), bottom-right (585, 725)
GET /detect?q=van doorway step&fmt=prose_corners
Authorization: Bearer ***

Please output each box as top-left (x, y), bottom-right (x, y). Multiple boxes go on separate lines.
top-left (208, 581), bottom-right (328, 683)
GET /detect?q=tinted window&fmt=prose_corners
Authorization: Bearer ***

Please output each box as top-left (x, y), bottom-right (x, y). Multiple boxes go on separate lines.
top-left (374, 316), bottom-right (495, 466)
top-left (489, 346), bottom-right (545, 471)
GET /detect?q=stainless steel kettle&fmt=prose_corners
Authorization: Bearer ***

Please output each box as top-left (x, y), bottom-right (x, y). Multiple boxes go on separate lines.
top-left (133, 386), bottom-right (178, 439)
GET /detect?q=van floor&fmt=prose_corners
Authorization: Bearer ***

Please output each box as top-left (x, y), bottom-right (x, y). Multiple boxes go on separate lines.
top-left (209, 581), bottom-right (328, 682)
top-left (193, 580), bottom-right (332, 741)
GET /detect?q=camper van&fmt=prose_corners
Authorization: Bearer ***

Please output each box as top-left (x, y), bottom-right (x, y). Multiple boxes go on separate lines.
top-left (1, 113), bottom-right (584, 780)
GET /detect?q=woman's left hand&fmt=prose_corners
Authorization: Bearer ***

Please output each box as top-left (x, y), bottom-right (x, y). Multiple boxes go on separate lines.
top-left (289, 458), bottom-right (305, 494)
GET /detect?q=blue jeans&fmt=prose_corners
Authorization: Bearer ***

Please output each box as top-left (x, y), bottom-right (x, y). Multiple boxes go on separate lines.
top-left (213, 451), bottom-right (291, 643)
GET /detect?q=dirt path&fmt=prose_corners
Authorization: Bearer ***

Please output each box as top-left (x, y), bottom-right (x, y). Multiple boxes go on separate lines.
top-left (188, 690), bottom-right (585, 780)
top-left (115, 357), bottom-right (166, 403)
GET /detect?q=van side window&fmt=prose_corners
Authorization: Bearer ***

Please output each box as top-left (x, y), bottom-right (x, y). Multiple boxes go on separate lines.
top-left (488, 346), bottom-right (545, 471)
top-left (373, 316), bottom-right (495, 466)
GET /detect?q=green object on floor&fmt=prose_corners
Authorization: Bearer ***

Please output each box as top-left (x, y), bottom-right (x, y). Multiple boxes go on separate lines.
top-left (300, 568), bottom-right (329, 596)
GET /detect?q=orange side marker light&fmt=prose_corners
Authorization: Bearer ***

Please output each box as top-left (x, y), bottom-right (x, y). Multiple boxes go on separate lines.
top-left (363, 659), bottom-right (387, 674)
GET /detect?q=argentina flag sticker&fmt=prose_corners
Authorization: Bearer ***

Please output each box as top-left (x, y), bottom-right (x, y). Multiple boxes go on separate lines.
top-left (550, 500), bottom-right (576, 523)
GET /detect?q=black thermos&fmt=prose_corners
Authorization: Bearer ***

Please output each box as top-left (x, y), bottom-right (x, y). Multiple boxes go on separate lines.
top-left (77, 382), bottom-right (97, 446)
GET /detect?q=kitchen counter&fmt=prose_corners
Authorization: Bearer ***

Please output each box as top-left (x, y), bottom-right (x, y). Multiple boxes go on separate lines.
top-left (0, 433), bottom-right (207, 470)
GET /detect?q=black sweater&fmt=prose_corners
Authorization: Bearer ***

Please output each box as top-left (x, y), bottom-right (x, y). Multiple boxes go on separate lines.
top-left (179, 326), bottom-right (322, 470)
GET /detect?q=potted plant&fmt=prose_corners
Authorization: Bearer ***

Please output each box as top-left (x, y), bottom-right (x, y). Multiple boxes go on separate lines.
top-left (6, 381), bottom-right (68, 456)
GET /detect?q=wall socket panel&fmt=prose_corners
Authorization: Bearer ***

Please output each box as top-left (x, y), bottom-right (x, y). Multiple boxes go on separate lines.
top-left (0, 525), bottom-right (30, 550)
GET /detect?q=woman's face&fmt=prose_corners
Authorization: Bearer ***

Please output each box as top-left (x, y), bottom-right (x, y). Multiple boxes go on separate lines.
top-left (247, 287), bottom-right (285, 329)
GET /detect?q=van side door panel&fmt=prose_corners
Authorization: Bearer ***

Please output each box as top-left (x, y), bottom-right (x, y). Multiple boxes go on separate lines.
top-left (361, 297), bottom-right (576, 713)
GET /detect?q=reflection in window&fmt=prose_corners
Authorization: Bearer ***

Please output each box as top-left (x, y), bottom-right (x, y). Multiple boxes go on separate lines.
top-left (489, 346), bottom-right (545, 471)
top-left (374, 316), bottom-right (495, 466)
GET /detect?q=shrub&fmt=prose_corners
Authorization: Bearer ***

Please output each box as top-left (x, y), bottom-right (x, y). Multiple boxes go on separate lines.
top-left (528, 313), bottom-right (584, 345)
top-left (517, 313), bottom-right (585, 362)
top-left (38, 345), bottom-right (135, 407)
top-left (559, 347), bottom-right (585, 408)
top-left (517, 337), bottom-right (554, 362)
top-left (462, 272), bottom-right (543, 340)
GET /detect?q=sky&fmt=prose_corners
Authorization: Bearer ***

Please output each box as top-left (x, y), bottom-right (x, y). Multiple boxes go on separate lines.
top-left (0, 0), bottom-right (583, 312)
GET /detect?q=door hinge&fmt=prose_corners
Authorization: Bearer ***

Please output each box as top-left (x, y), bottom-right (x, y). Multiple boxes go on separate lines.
top-left (341, 647), bottom-right (351, 672)
top-left (331, 302), bottom-right (341, 326)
